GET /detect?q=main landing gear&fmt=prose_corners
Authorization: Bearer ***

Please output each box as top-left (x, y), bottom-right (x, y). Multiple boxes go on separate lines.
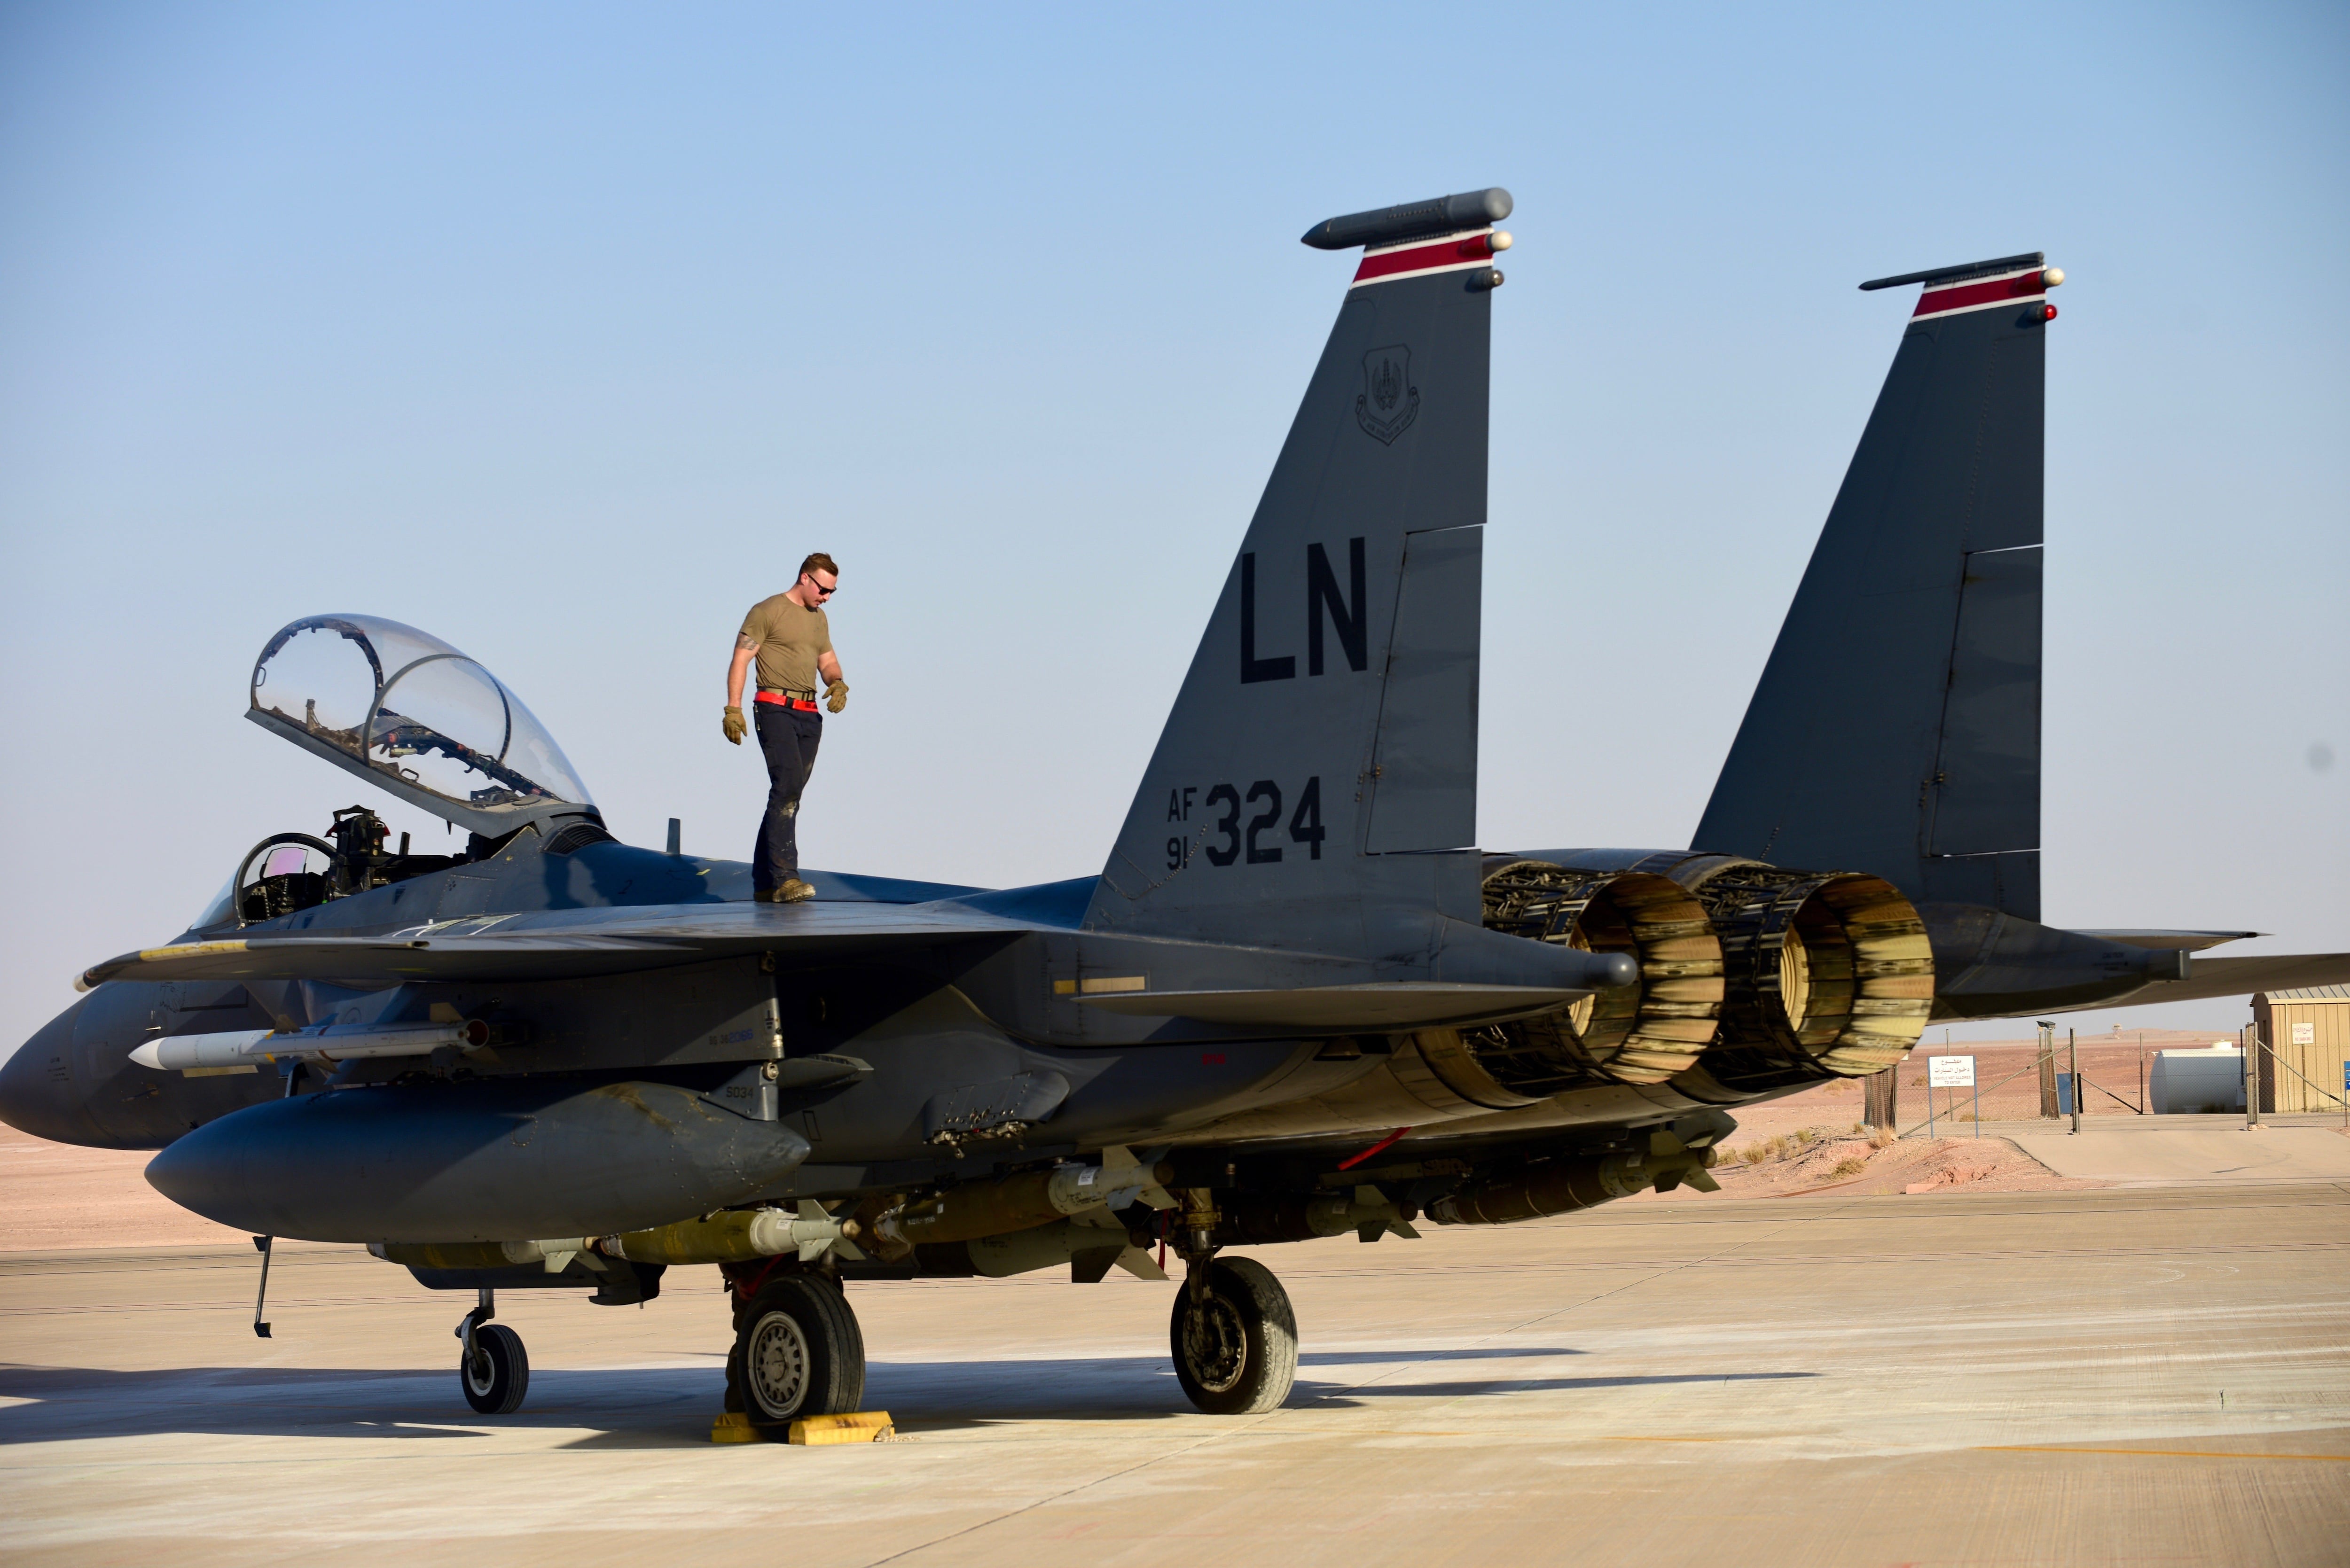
top-left (1170, 1256), bottom-right (1298, 1414)
top-left (457, 1289), bottom-right (530, 1416)
top-left (724, 1271), bottom-right (867, 1439)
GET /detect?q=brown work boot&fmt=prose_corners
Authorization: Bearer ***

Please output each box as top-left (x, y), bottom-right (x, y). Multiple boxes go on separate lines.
top-left (779, 878), bottom-right (816, 904)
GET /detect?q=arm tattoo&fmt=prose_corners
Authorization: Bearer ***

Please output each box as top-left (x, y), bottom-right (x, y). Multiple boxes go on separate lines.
top-left (735, 633), bottom-right (758, 652)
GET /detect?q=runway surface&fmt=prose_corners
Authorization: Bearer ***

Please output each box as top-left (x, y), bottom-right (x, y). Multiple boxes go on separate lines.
top-left (4, 1182), bottom-right (2347, 1566)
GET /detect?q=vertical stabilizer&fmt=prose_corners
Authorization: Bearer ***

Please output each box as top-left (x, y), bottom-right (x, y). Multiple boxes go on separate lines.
top-left (1693, 255), bottom-right (2056, 920)
top-left (1084, 190), bottom-right (1512, 946)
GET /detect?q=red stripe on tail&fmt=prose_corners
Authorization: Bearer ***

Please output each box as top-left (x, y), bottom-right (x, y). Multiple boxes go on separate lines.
top-left (1915, 270), bottom-right (2047, 318)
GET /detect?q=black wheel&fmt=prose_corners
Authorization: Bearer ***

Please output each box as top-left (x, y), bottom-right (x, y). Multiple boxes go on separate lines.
top-left (724, 1275), bottom-right (865, 1436)
top-left (460, 1323), bottom-right (529, 1415)
top-left (1170, 1256), bottom-right (1297, 1415)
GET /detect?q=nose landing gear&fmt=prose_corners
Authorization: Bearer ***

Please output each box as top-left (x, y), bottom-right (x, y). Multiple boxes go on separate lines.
top-left (456, 1289), bottom-right (530, 1416)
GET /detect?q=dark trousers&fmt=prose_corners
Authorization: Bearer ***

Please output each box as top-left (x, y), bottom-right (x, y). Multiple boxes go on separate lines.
top-left (753, 703), bottom-right (823, 890)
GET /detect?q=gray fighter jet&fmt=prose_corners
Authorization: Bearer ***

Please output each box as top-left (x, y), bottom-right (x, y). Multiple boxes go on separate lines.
top-left (6, 189), bottom-right (2344, 1431)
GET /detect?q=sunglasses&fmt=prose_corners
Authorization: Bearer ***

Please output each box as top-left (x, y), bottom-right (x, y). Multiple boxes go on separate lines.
top-left (805, 578), bottom-right (837, 597)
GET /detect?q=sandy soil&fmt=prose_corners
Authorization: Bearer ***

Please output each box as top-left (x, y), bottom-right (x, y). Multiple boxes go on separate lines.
top-left (0, 1123), bottom-right (243, 1251)
top-left (1624, 1030), bottom-right (2302, 1204)
top-left (1650, 1122), bottom-right (2103, 1201)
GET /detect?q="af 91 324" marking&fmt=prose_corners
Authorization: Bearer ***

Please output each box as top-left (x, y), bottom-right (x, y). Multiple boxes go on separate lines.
top-left (1167, 776), bottom-right (1324, 870)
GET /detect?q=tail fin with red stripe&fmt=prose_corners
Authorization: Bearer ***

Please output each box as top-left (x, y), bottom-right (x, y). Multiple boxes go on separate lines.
top-left (1084, 190), bottom-right (1513, 946)
top-left (1694, 253), bottom-right (2060, 920)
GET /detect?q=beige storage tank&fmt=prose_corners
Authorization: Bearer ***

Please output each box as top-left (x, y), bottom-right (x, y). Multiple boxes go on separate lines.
top-left (2148, 1045), bottom-right (2245, 1115)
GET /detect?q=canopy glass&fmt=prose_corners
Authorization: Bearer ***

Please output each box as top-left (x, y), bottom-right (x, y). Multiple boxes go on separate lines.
top-left (248, 615), bottom-right (593, 834)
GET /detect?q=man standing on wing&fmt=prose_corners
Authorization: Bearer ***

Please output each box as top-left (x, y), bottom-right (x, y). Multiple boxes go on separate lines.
top-left (724, 552), bottom-right (849, 904)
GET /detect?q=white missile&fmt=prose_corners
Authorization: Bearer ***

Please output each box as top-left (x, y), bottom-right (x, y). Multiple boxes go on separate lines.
top-left (130, 1018), bottom-right (488, 1071)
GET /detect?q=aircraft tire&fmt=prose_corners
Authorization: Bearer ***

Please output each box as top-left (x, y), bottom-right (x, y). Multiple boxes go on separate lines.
top-left (1170, 1256), bottom-right (1297, 1415)
top-left (459, 1323), bottom-right (529, 1416)
top-left (725, 1275), bottom-right (866, 1436)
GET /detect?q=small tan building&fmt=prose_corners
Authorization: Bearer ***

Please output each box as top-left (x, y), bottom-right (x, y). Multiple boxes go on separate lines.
top-left (2252, 985), bottom-right (2350, 1114)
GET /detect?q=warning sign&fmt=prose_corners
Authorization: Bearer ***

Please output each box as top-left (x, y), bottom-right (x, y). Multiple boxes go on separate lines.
top-left (1928, 1055), bottom-right (1976, 1088)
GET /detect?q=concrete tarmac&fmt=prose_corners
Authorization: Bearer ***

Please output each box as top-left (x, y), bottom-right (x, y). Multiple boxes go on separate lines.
top-left (2006, 1119), bottom-right (2350, 1186)
top-left (1878, 1115), bottom-right (2350, 1187)
top-left (4, 1185), bottom-right (2347, 1567)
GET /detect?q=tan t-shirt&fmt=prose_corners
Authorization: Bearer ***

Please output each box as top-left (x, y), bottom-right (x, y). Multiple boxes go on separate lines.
top-left (740, 593), bottom-right (833, 694)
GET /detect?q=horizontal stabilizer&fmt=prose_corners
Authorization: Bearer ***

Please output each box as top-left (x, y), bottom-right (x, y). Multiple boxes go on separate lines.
top-left (2149, 952), bottom-right (2350, 1006)
top-left (2033, 952), bottom-right (2350, 1014)
top-left (2073, 928), bottom-right (2260, 953)
top-left (1076, 982), bottom-right (1587, 1030)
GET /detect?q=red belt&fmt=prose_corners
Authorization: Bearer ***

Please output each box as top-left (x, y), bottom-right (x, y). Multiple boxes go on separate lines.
top-left (755, 691), bottom-right (818, 711)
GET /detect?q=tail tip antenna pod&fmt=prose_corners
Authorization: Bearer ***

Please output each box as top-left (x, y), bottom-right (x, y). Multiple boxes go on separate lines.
top-left (1300, 187), bottom-right (1514, 251)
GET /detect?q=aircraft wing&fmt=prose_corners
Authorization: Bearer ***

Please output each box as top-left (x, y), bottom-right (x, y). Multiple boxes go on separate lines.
top-left (77, 901), bottom-right (1039, 991)
top-left (2034, 952), bottom-right (2350, 1014)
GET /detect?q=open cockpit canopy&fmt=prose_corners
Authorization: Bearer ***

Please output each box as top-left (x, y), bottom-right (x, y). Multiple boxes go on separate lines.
top-left (248, 615), bottom-right (595, 837)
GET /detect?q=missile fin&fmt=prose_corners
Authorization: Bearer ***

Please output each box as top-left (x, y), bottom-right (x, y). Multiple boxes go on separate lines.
top-left (1102, 1144), bottom-right (1179, 1209)
top-left (1113, 1245), bottom-right (1169, 1282)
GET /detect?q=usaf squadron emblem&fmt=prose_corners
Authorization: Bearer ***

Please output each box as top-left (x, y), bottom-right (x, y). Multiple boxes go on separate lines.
top-left (1355, 344), bottom-right (1419, 444)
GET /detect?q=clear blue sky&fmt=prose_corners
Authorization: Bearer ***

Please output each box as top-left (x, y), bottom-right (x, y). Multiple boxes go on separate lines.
top-left (2, 1), bottom-right (2342, 1053)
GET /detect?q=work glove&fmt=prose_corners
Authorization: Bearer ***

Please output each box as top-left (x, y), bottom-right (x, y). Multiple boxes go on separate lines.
top-left (722, 705), bottom-right (747, 745)
top-left (824, 679), bottom-right (849, 714)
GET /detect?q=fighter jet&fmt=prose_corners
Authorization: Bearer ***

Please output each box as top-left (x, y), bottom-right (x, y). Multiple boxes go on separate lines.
top-left (6, 188), bottom-right (2344, 1431)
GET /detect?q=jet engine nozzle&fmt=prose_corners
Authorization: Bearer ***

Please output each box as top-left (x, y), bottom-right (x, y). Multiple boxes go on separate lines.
top-left (1665, 861), bottom-right (1935, 1080)
top-left (1454, 861), bottom-right (1726, 1092)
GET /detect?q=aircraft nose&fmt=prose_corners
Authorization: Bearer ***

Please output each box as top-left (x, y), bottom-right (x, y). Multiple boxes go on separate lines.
top-left (0, 1004), bottom-right (109, 1145)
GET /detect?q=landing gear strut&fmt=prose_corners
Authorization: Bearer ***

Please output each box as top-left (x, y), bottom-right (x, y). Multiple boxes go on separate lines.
top-left (724, 1272), bottom-right (866, 1439)
top-left (1169, 1185), bottom-right (1298, 1415)
top-left (457, 1288), bottom-right (530, 1415)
